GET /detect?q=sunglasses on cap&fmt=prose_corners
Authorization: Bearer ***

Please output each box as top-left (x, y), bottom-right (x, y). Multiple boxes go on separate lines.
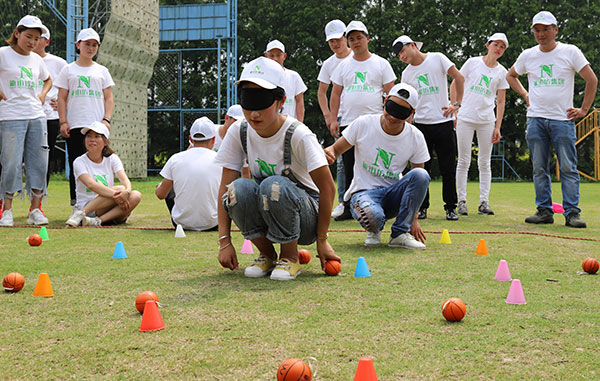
top-left (392, 42), bottom-right (410, 56)
top-left (239, 87), bottom-right (277, 111)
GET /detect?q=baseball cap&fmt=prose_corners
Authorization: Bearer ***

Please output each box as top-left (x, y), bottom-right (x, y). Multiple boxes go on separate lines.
top-left (189, 117), bottom-right (216, 141)
top-left (77, 28), bottom-right (100, 43)
top-left (345, 20), bottom-right (368, 36)
top-left (81, 121), bottom-right (110, 139)
top-left (235, 56), bottom-right (285, 90)
top-left (265, 39), bottom-right (285, 53)
top-left (392, 35), bottom-right (423, 55)
top-left (325, 20), bottom-right (346, 41)
top-left (42, 30), bottom-right (50, 40)
top-left (531, 11), bottom-right (557, 27)
top-left (17, 15), bottom-right (49, 36)
top-left (226, 104), bottom-right (243, 119)
top-left (488, 32), bottom-right (509, 47)
top-left (388, 83), bottom-right (419, 109)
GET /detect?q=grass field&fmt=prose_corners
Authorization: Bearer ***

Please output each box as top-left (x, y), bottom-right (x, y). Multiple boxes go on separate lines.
top-left (1, 178), bottom-right (599, 379)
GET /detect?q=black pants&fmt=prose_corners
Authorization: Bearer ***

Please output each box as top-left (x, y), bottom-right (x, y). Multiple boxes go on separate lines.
top-left (414, 120), bottom-right (458, 211)
top-left (164, 188), bottom-right (217, 231)
top-left (66, 127), bottom-right (86, 204)
top-left (340, 125), bottom-right (354, 204)
top-left (46, 119), bottom-right (60, 186)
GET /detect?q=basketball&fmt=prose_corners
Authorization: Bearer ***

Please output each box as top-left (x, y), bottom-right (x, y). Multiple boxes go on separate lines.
top-left (582, 257), bottom-right (599, 274)
top-left (28, 234), bottom-right (42, 246)
top-left (3, 272), bottom-right (25, 292)
top-left (277, 358), bottom-right (311, 381)
top-left (298, 249), bottom-right (311, 264)
top-left (442, 298), bottom-right (466, 322)
top-left (324, 260), bottom-right (341, 276)
top-left (135, 291), bottom-right (159, 313)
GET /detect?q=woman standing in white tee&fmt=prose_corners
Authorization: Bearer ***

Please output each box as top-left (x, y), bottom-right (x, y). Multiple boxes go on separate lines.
top-left (65, 122), bottom-right (141, 227)
top-left (55, 28), bottom-right (114, 208)
top-left (0, 15), bottom-right (52, 226)
top-left (452, 33), bottom-right (510, 216)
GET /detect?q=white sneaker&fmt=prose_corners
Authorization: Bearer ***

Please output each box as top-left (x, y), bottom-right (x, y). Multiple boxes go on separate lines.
top-left (457, 200), bottom-right (468, 216)
top-left (270, 258), bottom-right (302, 281)
top-left (331, 203), bottom-right (345, 218)
top-left (364, 231), bottom-right (381, 246)
top-left (27, 208), bottom-right (48, 225)
top-left (0, 209), bottom-right (14, 226)
top-left (66, 210), bottom-right (86, 226)
top-left (388, 232), bottom-right (426, 249)
top-left (244, 255), bottom-right (275, 278)
top-left (84, 216), bottom-right (102, 226)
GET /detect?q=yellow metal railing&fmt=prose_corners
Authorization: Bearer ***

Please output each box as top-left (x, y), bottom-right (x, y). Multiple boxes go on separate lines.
top-left (556, 109), bottom-right (600, 181)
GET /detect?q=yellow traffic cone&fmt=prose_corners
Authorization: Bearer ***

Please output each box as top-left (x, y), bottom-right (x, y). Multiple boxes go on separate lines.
top-left (440, 229), bottom-right (451, 244)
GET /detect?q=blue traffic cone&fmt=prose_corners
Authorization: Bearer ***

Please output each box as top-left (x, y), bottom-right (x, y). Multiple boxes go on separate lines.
top-left (354, 256), bottom-right (371, 277)
top-left (113, 241), bottom-right (128, 259)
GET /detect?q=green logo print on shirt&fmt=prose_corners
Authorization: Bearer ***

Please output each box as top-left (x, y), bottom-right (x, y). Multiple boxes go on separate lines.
top-left (534, 63), bottom-right (564, 88)
top-left (71, 75), bottom-right (102, 99)
top-left (20, 66), bottom-right (33, 80)
top-left (468, 74), bottom-right (493, 97)
top-left (362, 147), bottom-right (401, 180)
top-left (416, 73), bottom-right (439, 96)
top-left (86, 174), bottom-right (108, 193)
top-left (9, 66), bottom-right (36, 89)
top-left (346, 71), bottom-right (375, 93)
top-left (255, 158), bottom-right (277, 177)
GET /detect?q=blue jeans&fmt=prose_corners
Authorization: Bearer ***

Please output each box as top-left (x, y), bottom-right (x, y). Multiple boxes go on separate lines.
top-left (223, 176), bottom-right (319, 245)
top-left (349, 168), bottom-right (430, 237)
top-left (526, 117), bottom-right (580, 215)
top-left (336, 155), bottom-right (345, 201)
top-left (0, 118), bottom-right (48, 199)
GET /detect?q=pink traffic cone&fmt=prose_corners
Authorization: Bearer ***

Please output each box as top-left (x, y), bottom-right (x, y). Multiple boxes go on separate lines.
top-left (506, 279), bottom-right (526, 305)
top-left (240, 239), bottom-right (254, 254)
top-left (494, 260), bottom-right (512, 281)
top-left (552, 202), bottom-right (564, 214)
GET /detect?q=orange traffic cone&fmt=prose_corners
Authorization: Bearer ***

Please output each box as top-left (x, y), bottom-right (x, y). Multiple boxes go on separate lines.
top-left (32, 273), bottom-right (54, 297)
top-left (354, 357), bottom-right (378, 381)
top-left (476, 239), bottom-right (489, 255)
top-left (139, 300), bottom-right (165, 332)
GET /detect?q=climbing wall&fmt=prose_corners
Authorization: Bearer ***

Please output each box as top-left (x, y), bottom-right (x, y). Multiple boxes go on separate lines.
top-left (97, 0), bottom-right (159, 178)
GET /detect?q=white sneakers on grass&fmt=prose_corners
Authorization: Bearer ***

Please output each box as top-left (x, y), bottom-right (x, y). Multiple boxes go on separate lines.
top-left (331, 203), bottom-right (345, 219)
top-left (388, 232), bottom-right (426, 249)
top-left (66, 210), bottom-right (102, 226)
top-left (0, 209), bottom-right (14, 226)
top-left (27, 208), bottom-right (49, 225)
top-left (364, 231), bottom-right (381, 246)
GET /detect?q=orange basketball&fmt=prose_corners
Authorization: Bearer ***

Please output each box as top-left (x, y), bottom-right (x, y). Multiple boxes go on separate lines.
top-left (277, 358), bottom-right (311, 381)
top-left (442, 298), bottom-right (466, 322)
top-left (324, 260), bottom-right (341, 276)
top-left (582, 257), bottom-right (599, 274)
top-left (28, 234), bottom-right (42, 246)
top-left (3, 272), bottom-right (25, 292)
top-left (135, 291), bottom-right (159, 313)
top-left (298, 249), bottom-right (311, 264)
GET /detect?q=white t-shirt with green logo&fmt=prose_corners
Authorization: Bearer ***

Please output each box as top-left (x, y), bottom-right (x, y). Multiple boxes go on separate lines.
top-left (401, 52), bottom-right (455, 125)
top-left (513, 42), bottom-right (589, 121)
top-left (40, 53), bottom-right (68, 120)
top-left (0, 46), bottom-right (49, 121)
top-left (54, 62), bottom-right (114, 129)
top-left (214, 117), bottom-right (328, 193)
top-left (73, 153), bottom-right (123, 210)
top-left (317, 52), bottom-right (353, 118)
top-left (457, 57), bottom-right (509, 124)
top-left (280, 68), bottom-right (307, 119)
top-left (342, 114), bottom-right (430, 201)
top-left (331, 54), bottom-right (396, 126)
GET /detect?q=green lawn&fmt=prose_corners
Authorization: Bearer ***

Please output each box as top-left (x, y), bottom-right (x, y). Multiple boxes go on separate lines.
top-left (1, 179), bottom-right (599, 379)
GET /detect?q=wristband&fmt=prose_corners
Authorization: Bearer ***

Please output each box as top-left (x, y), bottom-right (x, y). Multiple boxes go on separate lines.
top-left (102, 117), bottom-right (111, 124)
top-left (218, 242), bottom-right (232, 251)
top-left (218, 235), bottom-right (231, 242)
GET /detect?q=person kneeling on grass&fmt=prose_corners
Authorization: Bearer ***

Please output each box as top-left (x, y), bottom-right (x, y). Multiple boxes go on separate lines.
top-left (65, 122), bottom-right (141, 226)
top-left (324, 83), bottom-right (430, 249)
top-left (215, 56), bottom-right (340, 281)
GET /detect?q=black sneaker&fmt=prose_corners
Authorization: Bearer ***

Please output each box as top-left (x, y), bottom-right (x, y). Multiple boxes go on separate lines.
top-left (446, 208), bottom-right (459, 221)
top-left (418, 209), bottom-right (427, 220)
top-left (565, 211), bottom-right (587, 228)
top-left (525, 207), bottom-right (554, 224)
top-left (334, 205), bottom-right (353, 221)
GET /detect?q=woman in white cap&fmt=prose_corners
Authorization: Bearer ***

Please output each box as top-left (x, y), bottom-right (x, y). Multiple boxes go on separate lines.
top-left (214, 56), bottom-right (340, 281)
top-left (0, 15), bottom-right (52, 226)
top-left (452, 33), bottom-right (510, 216)
top-left (55, 28), bottom-right (114, 210)
top-left (65, 121), bottom-right (141, 226)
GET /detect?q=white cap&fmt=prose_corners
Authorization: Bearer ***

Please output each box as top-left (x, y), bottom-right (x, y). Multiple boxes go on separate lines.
top-left (81, 121), bottom-right (110, 139)
top-left (226, 104), bottom-right (243, 119)
top-left (345, 21), bottom-right (368, 36)
top-left (77, 28), bottom-right (100, 43)
top-left (388, 83), bottom-right (419, 109)
top-left (531, 11), bottom-right (557, 27)
top-left (42, 30), bottom-right (50, 40)
top-left (17, 15), bottom-right (49, 36)
top-left (392, 35), bottom-right (423, 53)
top-left (235, 56), bottom-right (285, 90)
top-left (488, 32), bottom-right (509, 47)
top-left (325, 20), bottom-right (346, 41)
top-left (189, 117), bottom-right (216, 141)
top-left (265, 39), bottom-right (285, 53)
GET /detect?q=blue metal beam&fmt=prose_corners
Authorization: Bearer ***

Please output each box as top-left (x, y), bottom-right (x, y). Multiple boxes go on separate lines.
top-left (41, 0), bottom-right (67, 25)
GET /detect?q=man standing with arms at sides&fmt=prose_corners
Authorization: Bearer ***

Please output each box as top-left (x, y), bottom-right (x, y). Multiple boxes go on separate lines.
top-left (317, 19), bottom-right (352, 219)
top-left (396, 35), bottom-right (465, 221)
top-left (329, 21), bottom-right (396, 221)
top-left (507, 11), bottom-right (597, 228)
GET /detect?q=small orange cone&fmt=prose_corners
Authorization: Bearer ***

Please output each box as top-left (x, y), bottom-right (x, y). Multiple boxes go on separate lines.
top-left (139, 300), bottom-right (165, 332)
top-left (476, 239), bottom-right (489, 255)
top-left (32, 273), bottom-right (54, 297)
top-left (354, 357), bottom-right (378, 381)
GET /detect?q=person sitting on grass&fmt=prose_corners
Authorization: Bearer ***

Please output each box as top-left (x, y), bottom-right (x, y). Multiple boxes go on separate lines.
top-left (324, 83), bottom-right (430, 249)
top-left (214, 56), bottom-right (340, 281)
top-left (66, 122), bottom-right (141, 226)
